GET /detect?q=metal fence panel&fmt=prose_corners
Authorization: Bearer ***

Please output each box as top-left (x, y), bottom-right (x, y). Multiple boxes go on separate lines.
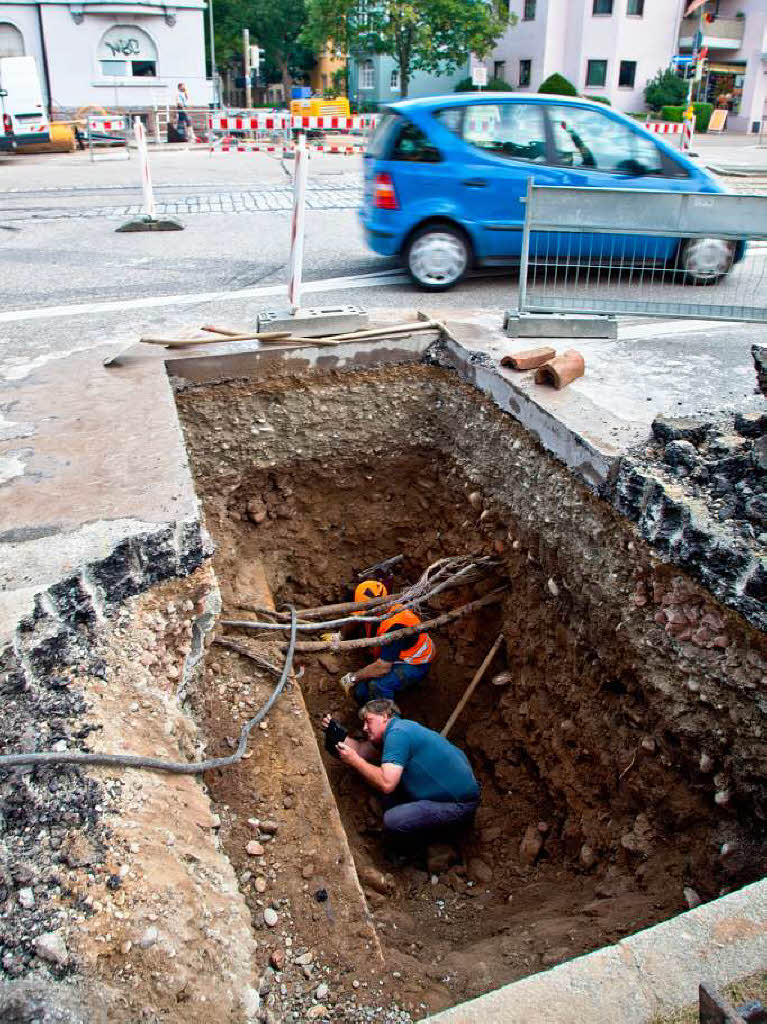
top-left (518, 182), bottom-right (767, 323)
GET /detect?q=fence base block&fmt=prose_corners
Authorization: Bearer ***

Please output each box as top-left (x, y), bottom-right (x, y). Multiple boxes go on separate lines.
top-left (505, 312), bottom-right (618, 340)
top-left (258, 305), bottom-right (368, 337)
top-left (115, 217), bottom-right (184, 233)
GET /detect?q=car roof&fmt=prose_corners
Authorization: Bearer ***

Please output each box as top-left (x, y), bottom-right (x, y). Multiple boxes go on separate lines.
top-left (388, 92), bottom-right (614, 113)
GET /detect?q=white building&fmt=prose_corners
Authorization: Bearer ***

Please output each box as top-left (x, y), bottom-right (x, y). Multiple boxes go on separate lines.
top-left (678, 0), bottom-right (767, 134)
top-left (484, 0), bottom-right (682, 114)
top-left (0, 0), bottom-right (210, 115)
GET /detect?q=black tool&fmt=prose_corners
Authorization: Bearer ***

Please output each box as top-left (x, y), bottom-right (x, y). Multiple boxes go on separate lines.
top-left (324, 719), bottom-right (348, 758)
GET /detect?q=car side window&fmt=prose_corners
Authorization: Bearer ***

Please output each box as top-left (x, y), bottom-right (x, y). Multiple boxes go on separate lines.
top-left (434, 107), bottom-right (463, 136)
top-left (548, 105), bottom-right (664, 175)
top-left (462, 102), bottom-right (547, 163)
top-left (391, 120), bottom-right (441, 162)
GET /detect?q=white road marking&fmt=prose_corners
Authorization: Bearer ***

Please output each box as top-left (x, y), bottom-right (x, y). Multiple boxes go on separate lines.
top-left (0, 269), bottom-right (411, 324)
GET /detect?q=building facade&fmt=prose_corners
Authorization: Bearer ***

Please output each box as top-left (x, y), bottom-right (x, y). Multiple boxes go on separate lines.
top-left (0, 0), bottom-right (210, 115)
top-left (678, 0), bottom-right (767, 134)
top-left (348, 54), bottom-right (470, 109)
top-left (484, 0), bottom-right (682, 113)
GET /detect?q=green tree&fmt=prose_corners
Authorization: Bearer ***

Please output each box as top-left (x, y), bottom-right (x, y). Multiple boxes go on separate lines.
top-left (305, 0), bottom-right (513, 99)
top-left (214, 0), bottom-right (313, 101)
top-left (537, 72), bottom-right (576, 96)
top-left (644, 67), bottom-right (687, 111)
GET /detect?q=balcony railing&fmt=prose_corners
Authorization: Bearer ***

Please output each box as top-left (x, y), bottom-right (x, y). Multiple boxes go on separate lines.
top-left (679, 15), bottom-right (745, 51)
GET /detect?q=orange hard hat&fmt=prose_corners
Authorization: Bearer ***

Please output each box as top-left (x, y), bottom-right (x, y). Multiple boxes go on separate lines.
top-left (354, 580), bottom-right (388, 604)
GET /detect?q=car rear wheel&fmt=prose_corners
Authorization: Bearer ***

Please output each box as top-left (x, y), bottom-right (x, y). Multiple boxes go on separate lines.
top-left (678, 237), bottom-right (735, 285)
top-left (406, 224), bottom-right (469, 291)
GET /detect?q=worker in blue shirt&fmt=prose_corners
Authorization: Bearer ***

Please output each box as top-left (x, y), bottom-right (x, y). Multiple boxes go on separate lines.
top-left (322, 699), bottom-right (480, 844)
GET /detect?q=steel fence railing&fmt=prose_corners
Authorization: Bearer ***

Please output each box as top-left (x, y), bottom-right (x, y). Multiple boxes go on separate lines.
top-left (516, 182), bottom-right (767, 323)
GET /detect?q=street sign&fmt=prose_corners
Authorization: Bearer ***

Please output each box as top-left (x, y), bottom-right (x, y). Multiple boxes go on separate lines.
top-left (471, 66), bottom-right (487, 88)
top-left (672, 55), bottom-right (694, 64)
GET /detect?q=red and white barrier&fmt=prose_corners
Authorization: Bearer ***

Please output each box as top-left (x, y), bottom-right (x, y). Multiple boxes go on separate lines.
top-left (646, 121), bottom-right (683, 136)
top-left (288, 134), bottom-right (309, 313)
top-left (133, 116), bottom-right (156, 220)
top-left (681, 115), bottom-right (695, 152)
top-left (89, 117), bottom-right (127, 133)
top-left (207, 112), bottom-right (378, 132)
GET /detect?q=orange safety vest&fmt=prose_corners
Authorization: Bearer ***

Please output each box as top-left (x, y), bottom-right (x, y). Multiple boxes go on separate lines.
top-left (375, 603), bottom-right (435, 665)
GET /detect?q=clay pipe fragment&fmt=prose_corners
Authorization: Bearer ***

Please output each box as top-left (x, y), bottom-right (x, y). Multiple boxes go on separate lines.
top-left (501, 346), bottom-right (556, 371)
top-left (534, 349), bottom-right (585, 389)
top-left (440, 633), bottom-right (505, 738)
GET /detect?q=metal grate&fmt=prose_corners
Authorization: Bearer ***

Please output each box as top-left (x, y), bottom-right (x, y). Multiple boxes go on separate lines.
top-left (517, 182), bottom-right (767, 323)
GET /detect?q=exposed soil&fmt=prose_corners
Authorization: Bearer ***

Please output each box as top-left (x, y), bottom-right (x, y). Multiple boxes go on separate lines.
top-left (174, 363), bottom-right (765, 1019)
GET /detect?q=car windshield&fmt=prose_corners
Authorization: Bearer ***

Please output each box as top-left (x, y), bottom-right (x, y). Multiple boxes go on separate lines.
top-left (366, 112), bottom-right (401, 158)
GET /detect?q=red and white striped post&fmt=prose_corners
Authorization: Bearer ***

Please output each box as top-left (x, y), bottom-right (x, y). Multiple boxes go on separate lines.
top-left (287, 133), bottom-right (309, 313)
top-left (133, 116), bottom-right (156, 220)
top-left (681, 114), bottom-right (695, 153)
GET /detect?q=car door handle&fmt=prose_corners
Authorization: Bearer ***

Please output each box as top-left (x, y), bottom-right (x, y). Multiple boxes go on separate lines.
top-left (462, 178), bottom-right (487, 188)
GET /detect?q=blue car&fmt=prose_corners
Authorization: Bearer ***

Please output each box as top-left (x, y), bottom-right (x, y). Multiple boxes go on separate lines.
top-left (361, 93), bottom-right (742, 291)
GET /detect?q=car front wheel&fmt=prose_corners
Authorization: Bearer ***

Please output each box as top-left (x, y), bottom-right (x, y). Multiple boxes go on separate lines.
top-left (678, 237), bottom-right (735, 285)
top-left (405, 224), bottom-right (469, 291)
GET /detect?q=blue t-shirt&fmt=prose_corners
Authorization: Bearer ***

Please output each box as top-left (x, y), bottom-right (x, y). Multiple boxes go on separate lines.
top-left (382, 719), bottom-right (480, 803)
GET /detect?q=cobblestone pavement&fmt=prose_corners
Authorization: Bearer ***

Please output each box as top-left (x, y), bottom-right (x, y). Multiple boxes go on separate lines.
top-left (0, 177), bottom-right (364, 223)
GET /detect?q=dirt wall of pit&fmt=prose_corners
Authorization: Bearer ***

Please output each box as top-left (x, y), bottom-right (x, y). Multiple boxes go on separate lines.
top-left (176, 362), bottom-right (766, 868)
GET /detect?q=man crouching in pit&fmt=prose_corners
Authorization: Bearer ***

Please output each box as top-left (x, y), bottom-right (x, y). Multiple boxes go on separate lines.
top-left (322, 699), bottom-right (480, 849)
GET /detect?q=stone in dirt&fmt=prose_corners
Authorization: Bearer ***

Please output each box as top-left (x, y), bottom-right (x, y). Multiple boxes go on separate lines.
top-left (34, 931), bottom-right (69, 966)
top-left (247, 841), bottom-right (265, 856)
top-left (270, 948), bottom-right (285, 970)
top-left (519, 825), bottom-right (544, 866)
top-left (60, 832), bottom-right (101, 868)
top-left (358, 865), bottom-right (394, 895)
top-left (426, 843), bottom-right (459, 875)
top-left (307, 1007), bottom-right (329, 1020)
top-left (263, 907), bottom-right (278, 927)
top-left (259, 820), bottom-right (279, 834)
top-left (467, 857), bottom-right (493, 884)
top-left (255, 876), bottom-right (267, 893)
top-left (139, 926), bottom-right (159, 949)
top-left (301, 863), bottom-right (315, 880)
top-left (315, 983), bottom-right (329, 1000)
top-left (684, 886), bottom-right (702, 909)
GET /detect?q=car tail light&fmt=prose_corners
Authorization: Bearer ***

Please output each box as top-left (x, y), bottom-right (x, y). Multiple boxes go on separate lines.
top-left (374, 172), bottom-right (398, 210)
top-left (2, 114), bottom-right (11, 136)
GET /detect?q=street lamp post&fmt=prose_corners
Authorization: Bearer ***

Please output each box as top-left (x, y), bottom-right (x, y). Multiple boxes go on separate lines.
top-left (208, 0), bottom-right (219, 107)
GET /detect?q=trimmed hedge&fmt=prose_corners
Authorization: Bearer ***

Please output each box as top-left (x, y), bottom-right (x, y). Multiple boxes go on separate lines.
top-left (454, 76), bottom-right (514, 92)
top-left (660, 102), bottom-right (713, 132)
top-left (692, 101), bottom-right (713, 133)
top-left (661, 105), bottom-right (684, 122)
top-left (538, 73), bottom-right (577, 96)
top-left (584, 94), bottom-right (611, 105)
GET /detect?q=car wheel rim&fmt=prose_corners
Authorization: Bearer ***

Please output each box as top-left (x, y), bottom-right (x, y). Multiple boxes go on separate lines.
top-left (409, 232), bottom-right (467, 286)
top-left (684, 238), bottom-right (733, 280)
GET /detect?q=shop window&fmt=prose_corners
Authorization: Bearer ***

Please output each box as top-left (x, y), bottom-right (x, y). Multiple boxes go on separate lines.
top-left (586, 59), bottom-right (607, 87)
top-left (98, 25), bottom-right (157, 78)
top-left (619, 60), bottom-right (636, 88)
top-left (0, 22), bottom-right (24, 58)
top-left (519, 59), bottom-right (531, 87)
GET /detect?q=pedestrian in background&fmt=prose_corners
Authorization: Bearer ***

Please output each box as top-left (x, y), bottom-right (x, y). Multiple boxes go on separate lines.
top-left (176, 82), bottom-right (190, 139)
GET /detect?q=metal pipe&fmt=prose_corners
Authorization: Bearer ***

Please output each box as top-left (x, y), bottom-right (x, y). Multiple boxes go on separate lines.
top-left (517, 175), bottom-right (534, 313)
top-left (36, 4), bottom-right (53, 119)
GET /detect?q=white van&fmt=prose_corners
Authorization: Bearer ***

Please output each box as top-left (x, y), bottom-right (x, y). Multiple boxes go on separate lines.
top-left (0, 56), bottom-right (49, 151)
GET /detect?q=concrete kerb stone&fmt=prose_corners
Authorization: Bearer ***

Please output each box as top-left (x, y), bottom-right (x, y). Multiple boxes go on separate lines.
top-left (425, 879), bottom-right (767, 1024)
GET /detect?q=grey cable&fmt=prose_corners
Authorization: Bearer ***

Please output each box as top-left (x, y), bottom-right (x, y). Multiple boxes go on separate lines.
top-left (0, 606), bottom-right (298, 776)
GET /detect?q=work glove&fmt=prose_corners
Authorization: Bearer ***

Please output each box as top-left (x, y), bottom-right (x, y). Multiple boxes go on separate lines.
top-left (339, 672), bottom-right (356, 696)
top-left (320, 631), bottom-right (341, 644)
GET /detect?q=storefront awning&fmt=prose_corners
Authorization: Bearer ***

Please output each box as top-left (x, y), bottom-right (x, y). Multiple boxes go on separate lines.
top-left (706, 62), bottom-right (746, 73)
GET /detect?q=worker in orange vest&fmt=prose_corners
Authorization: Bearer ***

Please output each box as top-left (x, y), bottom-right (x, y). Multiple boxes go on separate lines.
top-left (339, 580), bottom-right (435, 705)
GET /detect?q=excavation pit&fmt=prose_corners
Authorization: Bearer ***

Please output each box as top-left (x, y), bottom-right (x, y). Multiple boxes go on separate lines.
top-left (174, 360), bottom-right (766, 1019)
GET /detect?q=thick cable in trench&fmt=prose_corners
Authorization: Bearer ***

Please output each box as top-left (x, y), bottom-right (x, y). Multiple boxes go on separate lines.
top-left (0, 606), bottom-right (298, 776)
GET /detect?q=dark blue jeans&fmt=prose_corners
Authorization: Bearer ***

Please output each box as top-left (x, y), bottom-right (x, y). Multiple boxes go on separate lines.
top-left (383, 794), bottom-right (480, 843)
top-left (353, 661), bottom-right (431, 705)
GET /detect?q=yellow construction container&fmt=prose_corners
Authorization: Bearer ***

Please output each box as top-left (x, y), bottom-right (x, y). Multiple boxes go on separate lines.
top-left (289, 96), bottom-right (350, 119)
top-left (18, 121), bottom-right (76, 153)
